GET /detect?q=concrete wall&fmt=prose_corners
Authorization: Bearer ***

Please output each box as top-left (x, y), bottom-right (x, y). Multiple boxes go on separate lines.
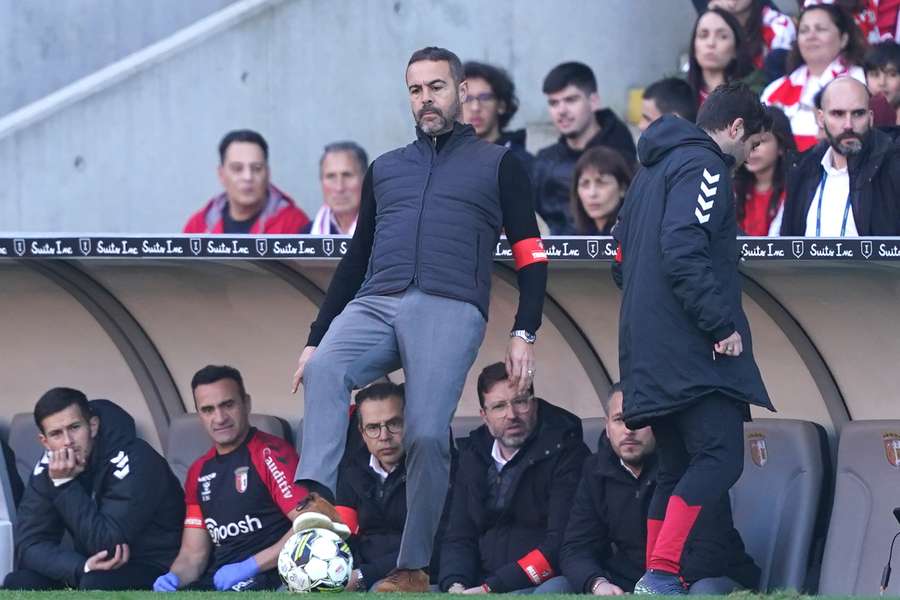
top-left (1, 0), bottom-right (694, 233)
top-left (0, 0), bottom-right (238, 117)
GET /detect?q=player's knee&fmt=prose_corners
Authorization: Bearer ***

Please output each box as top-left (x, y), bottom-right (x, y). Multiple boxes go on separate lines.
top-left (304, 351), bottom-right (345, 385)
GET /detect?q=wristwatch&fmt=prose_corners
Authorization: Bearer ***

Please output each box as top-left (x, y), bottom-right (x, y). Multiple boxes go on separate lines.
top-left (510, 329), bottom-right (536, 344)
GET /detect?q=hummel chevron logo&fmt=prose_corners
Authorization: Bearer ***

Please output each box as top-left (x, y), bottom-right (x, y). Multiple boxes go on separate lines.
top-left (703, 169), bottom-right (720, 184)
top-left (110, 451), bottom-right (131, 479)
top-left (695, 169), bottom-right (720, 224)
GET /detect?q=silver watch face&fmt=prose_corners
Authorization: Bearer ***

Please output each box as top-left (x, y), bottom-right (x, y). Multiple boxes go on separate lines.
top-left (512, 330), bottom-right (535, 343)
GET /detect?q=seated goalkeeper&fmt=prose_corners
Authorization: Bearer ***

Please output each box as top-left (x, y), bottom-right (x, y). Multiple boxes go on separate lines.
top-left (3, 388), bottom-right (183, 590)
top-left (153, 365), bottom-right (313, 592)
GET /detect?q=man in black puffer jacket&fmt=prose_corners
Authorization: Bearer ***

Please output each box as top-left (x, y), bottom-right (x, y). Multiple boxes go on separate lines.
top-left (560, 385), bottom-right (759, 595)
top-left (439, 363), bottom-right (589, 594)
top-left (613, 83), bottom-right (774, 594)
top-left (780, 76), bottom-right (900, 236)
top-left (4, 388), bottom-right (184, 590)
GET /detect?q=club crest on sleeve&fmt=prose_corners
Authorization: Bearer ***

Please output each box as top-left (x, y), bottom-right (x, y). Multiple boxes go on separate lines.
top-left (695, 169), bottom-right (719, 224)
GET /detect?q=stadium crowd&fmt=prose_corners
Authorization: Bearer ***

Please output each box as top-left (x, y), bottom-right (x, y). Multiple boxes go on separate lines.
top-left (182, 0), bottom-right (900, 240)
top-left (6, 0), bottom-right (900, 595)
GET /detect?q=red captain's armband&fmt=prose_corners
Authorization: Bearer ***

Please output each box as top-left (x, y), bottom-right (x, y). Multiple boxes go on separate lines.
top-left (516, 549), bottom-right (554, 584)
top-left (511, 237), bottom-right (549, 270)
top-left (184, 504), bottom-right (204, 529)
top-left (335, 506), bottom-right (360, 535)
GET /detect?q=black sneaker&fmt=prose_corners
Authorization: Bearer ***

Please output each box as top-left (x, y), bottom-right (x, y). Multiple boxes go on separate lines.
top-left (633, 569), bottom-right (688, 595)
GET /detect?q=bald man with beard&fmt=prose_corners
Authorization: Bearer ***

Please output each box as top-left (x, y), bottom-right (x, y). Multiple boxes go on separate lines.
top-left (780, 76), bottom-right (900, 236)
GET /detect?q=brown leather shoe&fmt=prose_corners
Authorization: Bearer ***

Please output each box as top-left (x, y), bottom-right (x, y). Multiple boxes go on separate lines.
top-left (372, 568), bottom-right (429, 593)
top-left (292, 492), bottom-right (351, 540)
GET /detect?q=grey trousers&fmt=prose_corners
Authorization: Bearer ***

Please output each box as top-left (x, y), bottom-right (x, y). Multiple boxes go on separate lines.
top-left (295, 287), bottom-right (486, 570)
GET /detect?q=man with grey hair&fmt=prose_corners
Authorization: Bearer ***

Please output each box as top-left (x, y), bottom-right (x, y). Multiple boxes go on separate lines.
top-left (302, 141), bottom-right (368, 235)
top-left (290, 47), bottom-right (549, 593)
top-left (780, 75), bottom-right (900, 236)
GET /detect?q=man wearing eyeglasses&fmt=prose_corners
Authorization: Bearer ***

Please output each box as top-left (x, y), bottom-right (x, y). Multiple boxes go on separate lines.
top-left (335, 383), bottom-right (447, 592)
top-left (462, 61), bottom-right (533, 172)
top-left (439, 363), bottom-right (589, 594)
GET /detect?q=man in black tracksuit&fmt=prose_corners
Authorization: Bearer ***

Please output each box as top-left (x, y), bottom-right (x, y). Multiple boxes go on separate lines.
top-left (335, 382), bottom-right (449, 591)
top-left (439, 363), bottom-right (589, 594)
top-left (613, 83), bottom-right (774, 594)
top-left (4, 389), bottom-right (184, 590)
top-left (560, 386), bottom-right (759, 596)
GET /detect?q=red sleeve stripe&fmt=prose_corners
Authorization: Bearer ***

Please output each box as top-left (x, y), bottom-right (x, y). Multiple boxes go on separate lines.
top-left (184, 504), bottom-right (204, 529)
top-left (517, 549), bottom-right (554, 584)
top-left (512, 237), bottom-right (548, 270)
top-left (335, 506), bottom-right (359, 535)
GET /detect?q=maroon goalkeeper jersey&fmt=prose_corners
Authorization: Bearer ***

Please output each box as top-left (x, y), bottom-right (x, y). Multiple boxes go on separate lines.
top-left (183, 428), bottom-right (304, 569)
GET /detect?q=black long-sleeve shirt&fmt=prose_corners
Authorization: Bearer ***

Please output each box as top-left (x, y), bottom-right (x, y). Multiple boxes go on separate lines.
top-left (306, 132), bottom-right (548, 346)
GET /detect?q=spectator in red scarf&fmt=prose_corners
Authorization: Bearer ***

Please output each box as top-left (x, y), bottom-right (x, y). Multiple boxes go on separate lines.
top-left (183, 130), bottom-right (309, 234)
top-left (733, 107), bottom-right (797, 235)
top-left (800, 0), bottom-right (882, 43)
top-left (762, 4), bottom-right (867, 151)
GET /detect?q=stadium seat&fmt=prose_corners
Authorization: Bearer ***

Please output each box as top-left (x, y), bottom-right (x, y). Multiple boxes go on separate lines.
top-left (819, 420), bottom-right (900, 596)
top-left (730, 419), bottom-right (826, 592)
top-left (165, 413), bottom-right (292, 485)
top-left (0, 439), bottom-right (15, 582)
top-left (7, 413), bottom-right (42, 487)
top-left (582, 417), bottom-right (606, 451)
top-left (451, 416), bottom-right (483, 441)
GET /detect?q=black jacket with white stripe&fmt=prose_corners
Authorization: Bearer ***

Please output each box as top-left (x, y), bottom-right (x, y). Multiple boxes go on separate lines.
top-left (14, 400), bottom-right (184, 585)
top-left (612, 116), bottom-right (773, 428)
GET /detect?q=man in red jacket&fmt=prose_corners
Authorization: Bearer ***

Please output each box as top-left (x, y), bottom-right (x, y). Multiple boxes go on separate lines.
top-left (183, 130), bottom-right (309, 234)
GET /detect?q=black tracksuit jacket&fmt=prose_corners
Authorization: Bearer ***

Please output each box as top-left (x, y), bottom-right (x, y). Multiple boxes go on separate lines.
top-left (439, 400), bottom-right (589, 592)
top-left (612, 115), bottom-right (773, 429)
top-left (335, 445), bottom-right (449, 585)
top-left (14, 400), bottom-right (184, 585)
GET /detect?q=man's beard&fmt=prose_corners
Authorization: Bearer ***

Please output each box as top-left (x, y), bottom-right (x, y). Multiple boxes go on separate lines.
top-left (826, 127), bottom-right (868, 156)
top-left (417, 101), bottom-right (459, 135)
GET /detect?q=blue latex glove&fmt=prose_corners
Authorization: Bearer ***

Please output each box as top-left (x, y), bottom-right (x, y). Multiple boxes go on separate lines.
top-left (213, 556), bottom-right (260, 591)
top-left (153, 571), bottom-right (180, 592)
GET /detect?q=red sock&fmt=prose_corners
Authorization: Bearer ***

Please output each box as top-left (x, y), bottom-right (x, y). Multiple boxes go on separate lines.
top-left (646, 518), bottom-right (664, 567)
top-left (647, 496), bottom-right (702, 574)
